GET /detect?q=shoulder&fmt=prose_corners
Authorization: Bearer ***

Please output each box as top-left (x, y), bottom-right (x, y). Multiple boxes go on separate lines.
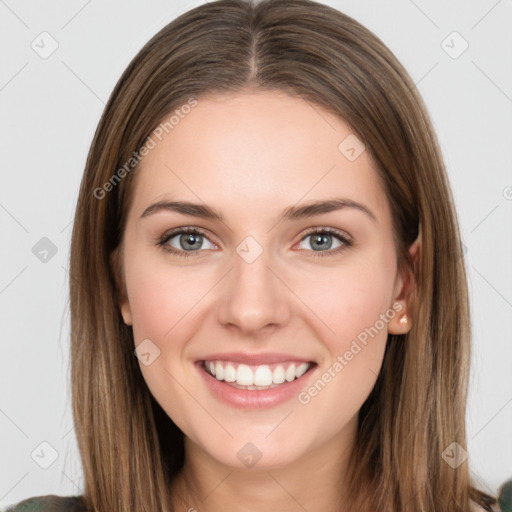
top-left (3, 495), bottom-right (86, 512)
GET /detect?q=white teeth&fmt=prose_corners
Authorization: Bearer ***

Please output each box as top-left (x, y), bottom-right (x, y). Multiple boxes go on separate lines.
top-left (224, 363), bottom-right (236, 382)
top-left (285, 364), bottom-right (296, 382)
top-left (236, 364), bottom-right (254, 386)
top-left (295, 362), bottom-right (309, 378)
top-left (272, 365), bottom-right (286, 384)
top-left (204, 360), bottom-right (312, 387)
top-left (215, 361), bottom-right (224, 381)
top-left (254, 365), bottom-right (273, 386)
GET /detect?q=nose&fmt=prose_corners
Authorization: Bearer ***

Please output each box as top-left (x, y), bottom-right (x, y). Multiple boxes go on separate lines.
top-left (216, 247), bottom-right (291, 337)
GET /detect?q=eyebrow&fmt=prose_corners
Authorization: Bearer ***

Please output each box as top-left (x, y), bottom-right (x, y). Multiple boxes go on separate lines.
top-left (140, 197), bottom-right (378, 224)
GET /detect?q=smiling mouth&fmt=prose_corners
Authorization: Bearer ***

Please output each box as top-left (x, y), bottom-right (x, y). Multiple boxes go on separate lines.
top-left (200, 359), bottom-right (317, 390)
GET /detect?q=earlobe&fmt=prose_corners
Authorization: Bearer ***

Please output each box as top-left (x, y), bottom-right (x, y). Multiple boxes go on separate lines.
top-left (388, 307), bottom-right (411, 335)
top-left (120, 301), bottom-right (133, 326)
top-left (388, 232), bottom-right (421, 335)
top-left (110, 247), bottom-right (133, 326)
top-left (388, 309), bottom-right (411, 335)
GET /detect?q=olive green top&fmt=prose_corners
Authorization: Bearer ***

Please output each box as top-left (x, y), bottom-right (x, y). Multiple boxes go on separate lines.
top-left (5, 488), bottom-right (511, 512)
top-left (3, 495), bottom-right (85, 512)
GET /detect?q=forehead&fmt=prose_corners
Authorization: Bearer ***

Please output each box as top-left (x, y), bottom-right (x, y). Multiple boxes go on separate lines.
top-left (128, 91), bottom-right (390, 224)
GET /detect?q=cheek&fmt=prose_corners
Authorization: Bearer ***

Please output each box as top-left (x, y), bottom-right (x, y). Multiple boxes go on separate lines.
top-left (124, 258), bottom-right (212, 429)
top-left (296, 257), bottom-right (396, 345)
top-left (124, 254), bottom-right (212, 342)
top-left (291, 253), bottom-right (396, 408)
top-left (292, 277), bottom-right (391, 430)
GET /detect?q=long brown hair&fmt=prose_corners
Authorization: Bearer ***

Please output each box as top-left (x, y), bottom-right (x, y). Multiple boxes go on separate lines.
top-left (69, 0), bottom-right (498, 510)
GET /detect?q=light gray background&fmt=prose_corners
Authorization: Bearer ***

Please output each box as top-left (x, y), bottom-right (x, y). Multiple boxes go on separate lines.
top-left (1, 0), bottom-right (511, 508)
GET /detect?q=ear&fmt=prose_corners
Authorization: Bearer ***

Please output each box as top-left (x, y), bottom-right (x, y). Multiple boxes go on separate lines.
top-left (110, 246), bottom-right (133, 326)
top-left (388, 233), bottom-right (421, 335)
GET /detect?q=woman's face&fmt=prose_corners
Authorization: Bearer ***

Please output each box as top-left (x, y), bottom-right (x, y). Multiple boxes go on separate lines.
top-left (116, 91), bottom-right (415, 470)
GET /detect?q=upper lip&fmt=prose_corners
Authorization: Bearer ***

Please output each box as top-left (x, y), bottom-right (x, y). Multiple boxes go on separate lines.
top-left (197, 352), bottom-right (315, 365)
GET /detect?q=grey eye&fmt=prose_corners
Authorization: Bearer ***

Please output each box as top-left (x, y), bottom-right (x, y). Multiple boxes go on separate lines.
top-left (298, 232), bottom-right (343, 252)
top-left (167, 232), bottom-right (215, 252)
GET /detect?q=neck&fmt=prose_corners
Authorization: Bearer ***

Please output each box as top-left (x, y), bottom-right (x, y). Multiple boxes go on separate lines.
top-left (170, 417), bottom-right (358, 512)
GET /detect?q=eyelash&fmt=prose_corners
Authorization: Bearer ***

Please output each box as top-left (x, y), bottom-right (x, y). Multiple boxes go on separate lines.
top-left (156, 226), bottom-right (352, 259)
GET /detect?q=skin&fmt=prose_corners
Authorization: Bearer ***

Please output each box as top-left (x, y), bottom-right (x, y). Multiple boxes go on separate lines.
top-left (114, 90), bottom-right (419, 512)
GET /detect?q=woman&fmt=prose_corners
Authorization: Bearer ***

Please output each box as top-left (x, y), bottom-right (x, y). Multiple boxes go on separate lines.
top-left (6, 0), bottom-right (501, 510)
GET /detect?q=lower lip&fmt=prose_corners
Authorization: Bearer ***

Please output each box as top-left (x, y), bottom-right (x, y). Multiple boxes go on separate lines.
top-left (196, 361), bottom-right (317, 409)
